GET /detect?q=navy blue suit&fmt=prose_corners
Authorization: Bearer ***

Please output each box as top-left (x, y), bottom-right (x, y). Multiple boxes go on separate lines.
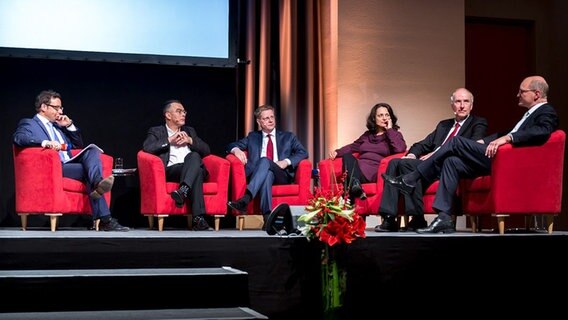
top-left (13, 115), bottom-right (111, 219)
top-left (417, 103), bottom-right (558, 215)
top-left (226, 130), bottom-right (309, 215)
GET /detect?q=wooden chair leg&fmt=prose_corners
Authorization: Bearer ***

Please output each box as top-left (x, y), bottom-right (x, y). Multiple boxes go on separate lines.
top-left (214, 216), bottom-right (221, 231)
top-left (146, 215), bottom-right (154, 230)
top-left (157, 216), bottom-right (165, 231)
top-left (46, 214), bottom-right (62, 232)
top-left (469, 215), bottom-right (478, 233)
top-left (546, 215), bottom-right (554, 234)
top-left (187, 214), bottom-right (193, 230)
top-left (496, 216), bottom-right (506, 234)
top-left (19, 214), bottom-right (28, 231)
top-left (238, 216), bottom-right (245, 231)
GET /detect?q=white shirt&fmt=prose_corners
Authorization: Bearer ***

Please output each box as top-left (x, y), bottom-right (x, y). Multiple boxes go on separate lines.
top-left (166, 125), bottom-right (191, 167)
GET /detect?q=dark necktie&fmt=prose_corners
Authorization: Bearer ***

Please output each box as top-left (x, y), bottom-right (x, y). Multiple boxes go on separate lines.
top-left (443, 122), bottom-right (460, 145)
top-left (266, 134), bottom-right (274, 161)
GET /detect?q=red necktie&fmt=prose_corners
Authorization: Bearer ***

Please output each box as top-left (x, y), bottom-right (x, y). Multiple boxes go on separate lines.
top-left (266, 134), bottom-right (274, 160)
top-left (443, 123), bottom-right (460, 145)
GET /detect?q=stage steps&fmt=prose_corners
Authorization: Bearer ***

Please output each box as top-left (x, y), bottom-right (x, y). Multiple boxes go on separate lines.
top-left (0, 308), bottom-right (268, 320)
top-left (0, 267), bottom-right (267, 319)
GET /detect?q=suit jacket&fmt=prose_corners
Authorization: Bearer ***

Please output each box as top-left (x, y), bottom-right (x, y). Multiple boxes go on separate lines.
top-left (483, 103), bottom-right (558, 146)
top-left (13, 114), bottom-right (82, 159)
top-left (143, 125), bottom-right (210, 167)
top-left (407, 115), bottom-right (488, 157)
top-left (226, 129), bottom-right (309, 178)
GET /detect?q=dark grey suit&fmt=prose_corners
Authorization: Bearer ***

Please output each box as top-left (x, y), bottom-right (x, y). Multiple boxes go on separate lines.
top-left (143, 125), bottom-right (210, 215)
top-left (379, 115), bottom-right (488, 217)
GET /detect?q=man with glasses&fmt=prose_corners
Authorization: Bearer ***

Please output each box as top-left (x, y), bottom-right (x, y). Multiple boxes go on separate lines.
top-left (13, 89), bottom-right (128, 231)
top-left (143, 100), bottom-right (213, 231)
top-left (376, 88), bottom-right (488, 232)
top-left (226, 104), bottom-right (309, 229)
top-left (382, 75), bottom-right (558, 233)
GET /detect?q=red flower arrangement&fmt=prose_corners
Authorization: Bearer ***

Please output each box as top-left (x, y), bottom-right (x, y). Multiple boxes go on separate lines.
top-left (298, 174), bottom-right (366, 245)
top-left (298, 172), bottom-right (366, 318)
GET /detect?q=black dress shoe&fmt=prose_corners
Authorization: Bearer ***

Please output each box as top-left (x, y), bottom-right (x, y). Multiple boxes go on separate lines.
top-left (416, 217), bottom-right (455, 234)
top-left (227, 198), bottom-right (248, 214)
top-left (192, 215), bottom-right (213, 231)
top-left (405, 217), bottom-right (428, 231)
top-left (382, 174), bottom-right (415, 195)
top-left (99, 217), bottom-right (129, 232)
top-left (374, 216), bottom-right (398, 232)
top-left (227, 194), bottom-right (250, 213)
top-left (171, 190), bottom-right (185, 208)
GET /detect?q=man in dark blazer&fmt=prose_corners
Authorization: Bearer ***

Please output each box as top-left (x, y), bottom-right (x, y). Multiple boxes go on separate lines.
top-left (13, 89), bottom-right (128, 231)
top-left (384, 76), bottom-right (559, 233)
top-left (143, 100), bottom-right (212, 231)
top-left (376, 88), bottom-right (488, 232)
top-left (226, 104), bottom-right (309, 226)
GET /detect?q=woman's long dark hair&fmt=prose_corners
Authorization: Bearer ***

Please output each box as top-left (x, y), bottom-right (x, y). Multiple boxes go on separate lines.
top-left (366, 102), bottom-right (400, 132)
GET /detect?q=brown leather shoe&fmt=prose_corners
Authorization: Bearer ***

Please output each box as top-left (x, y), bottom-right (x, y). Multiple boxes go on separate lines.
top-left (90, 175), bottom-right (115, 199)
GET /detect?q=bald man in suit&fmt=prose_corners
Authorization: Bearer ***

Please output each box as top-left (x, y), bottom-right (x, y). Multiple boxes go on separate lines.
top-left (376, 88), bottom-right (488, 232)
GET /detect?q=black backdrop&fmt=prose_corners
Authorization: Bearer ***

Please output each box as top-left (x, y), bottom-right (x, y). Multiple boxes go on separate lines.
top-left (0, 57), bottom-right (238, 227)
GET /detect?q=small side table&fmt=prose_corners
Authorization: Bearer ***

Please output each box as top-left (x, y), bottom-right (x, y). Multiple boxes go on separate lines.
top-left (110, 168), bottom-right (142, 227)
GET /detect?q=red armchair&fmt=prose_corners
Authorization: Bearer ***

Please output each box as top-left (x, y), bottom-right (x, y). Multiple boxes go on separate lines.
top-left (226, 154), bottom-right (312, 230)
top-left (137, 151), bottom-right (230, 231)
top-left (13, 146), bottom-right (113, 232)
top-left (318, 153), bottom-right (405, 216)
top-left (461, 130), bottom-right (566, 234)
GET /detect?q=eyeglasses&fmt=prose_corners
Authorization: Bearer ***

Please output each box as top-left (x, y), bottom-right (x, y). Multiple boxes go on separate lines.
top-left (171, 109), bottom-right (187, 115)
top-left (45, 103), bottom-right (63, 111)
top-left (518, 89), bottom-right (536, 94)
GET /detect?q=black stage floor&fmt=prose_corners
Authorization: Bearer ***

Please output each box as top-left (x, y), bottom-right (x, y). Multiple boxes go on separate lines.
top-left (2, 227), bottom-right (568, 319)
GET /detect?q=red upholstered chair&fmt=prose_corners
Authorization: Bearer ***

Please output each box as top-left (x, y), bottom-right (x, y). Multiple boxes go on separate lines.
top-left (137, 150), bottom-right (230, 231)
top-left (226, 153), bottom-right (312, 230)
top-left (318, 152), bottom-right (403, 217)
top-left (319, 153), bottom-right (441, 227)
top-left (13, 146), bottom-right (113, 232)
top-left (461, 130), bottom-right (566, 234)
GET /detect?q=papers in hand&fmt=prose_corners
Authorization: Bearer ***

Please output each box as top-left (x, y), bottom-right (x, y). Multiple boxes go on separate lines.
top-left (64, 143), bottom-right (104, 163)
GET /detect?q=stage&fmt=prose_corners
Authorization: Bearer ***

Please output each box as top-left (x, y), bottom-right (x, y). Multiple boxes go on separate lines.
top-left (1, 226), bottom-right (568, 319)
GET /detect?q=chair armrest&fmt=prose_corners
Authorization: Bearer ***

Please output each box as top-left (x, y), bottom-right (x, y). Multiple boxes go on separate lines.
top-left (137, 150), bottom-right (168, 201)
top-left (295, 159), bottom-right (313, 202)
top-left (203, 154), bottom-right (231, 197)
top-left (226, 154), bottom-right (247, 200)
top-left (13, 147), bottom-right (65, 211)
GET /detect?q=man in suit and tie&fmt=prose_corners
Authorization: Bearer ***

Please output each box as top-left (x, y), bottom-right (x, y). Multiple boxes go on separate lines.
top-left (376, 88), bottom-right (488, 232)
top-left (384, 75), bottom-right (559, 233)
top-left (226, 104), bottom-right (309, 227)
top-left (143, 100), bottom-right (213, 231)
top-left (13, 89), bottom-right (129, 231)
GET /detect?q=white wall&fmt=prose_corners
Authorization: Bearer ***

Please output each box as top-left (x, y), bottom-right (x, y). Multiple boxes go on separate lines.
top-left (336, 0), bottom-right (464, 149)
